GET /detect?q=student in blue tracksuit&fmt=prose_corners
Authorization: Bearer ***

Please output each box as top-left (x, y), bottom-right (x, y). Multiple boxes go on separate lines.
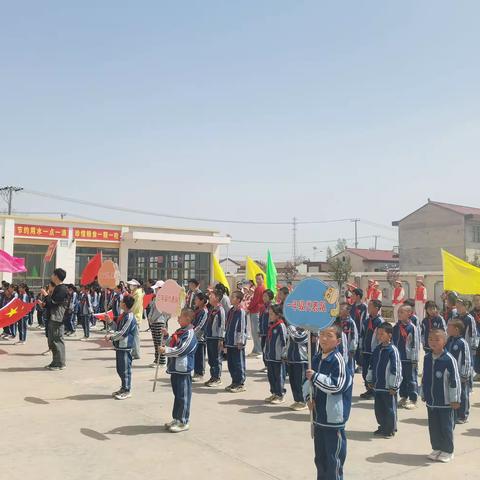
top-left (421, 301), bottom-right (446, 353)
top-left (455, 298), bottom-right (478, 367)
top-left (192, 293), bottom-right (209, 382)
top-left (264, 304), bottom-right (287, 405)
top-left (359, 299), bottom-right (384, 399)
top-left (159, 308), bottom-right (198, 433)
top-left (366, 323), bottom-right (402, 438)
top-left (446, 319), bottom-right (471, 424)
top-left (421, 328), bottom-right (461, 463)
top-left (105, 295), bottom-right (137, 400)
top-left (204, 290), bottom-right (226, 387)
top-left (259, 289), bottom-right (274, 370)
top-left (306, 324), bottom-right (353, 480)
top-left (393, 304), bottom-right (420, 410)
top-left (109, 285), bottom-right (123, 332)
top-left (350, 288), bottom-right (367, 373)
top-left (15, 283), bottom-right (31, 345)
top-left (285, 320), bottom-right (308, 411)
top-left (78, 286), bottom-right (93, 340)
top-left (224, 290), bottom-right (248, 393)
top-left (64, 284), bottom-right (78, 337)
top-left (336, 302), bottom-right (358, 373)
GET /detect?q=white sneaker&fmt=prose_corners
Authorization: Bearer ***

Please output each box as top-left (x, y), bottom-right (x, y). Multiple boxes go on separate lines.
top-left (149, 363), bottom-right (157, 368)
top-left (404, 400), bottom-right (417, 410)
top-left (164, 420), bottom-right (179, 430)
top-left (271, 396), bottom-right (286, 405)
top-left (437, 452), bottom-right (454, 463)
top-left (169, 422), bottom-right (190, 433)
top-left (230, 385), bottom-right (247, 393)
top-left (290, 402), bottom-right (308, 411)
top-left (209, 379), bottom-right (222, 387)
top-left (398, 398), bottom-right (408, 408)
top-left (265, 394), bottom-right (276, 403)
top-left (192, 375), bottom-right (204, 383)
top-left (114, 391), bottom-right (131, 400)
top-left (427, 450), bottom-right (441, 461)
top-left (15, 341), bottom-right (26, 345)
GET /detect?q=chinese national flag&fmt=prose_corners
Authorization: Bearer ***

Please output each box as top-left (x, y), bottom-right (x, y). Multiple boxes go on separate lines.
top-left (0, 298), bottom-right (35, 329)
top-left (81, 252), bottom-right (103, 286)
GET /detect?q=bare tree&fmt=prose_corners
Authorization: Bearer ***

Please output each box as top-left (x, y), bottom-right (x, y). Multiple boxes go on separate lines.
top-left (327, 239), bottom-right (352, 292)
top-left (283, 261), bottom-right (298, 282)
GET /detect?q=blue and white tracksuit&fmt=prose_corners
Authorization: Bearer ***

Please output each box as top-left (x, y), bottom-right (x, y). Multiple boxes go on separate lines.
top-left (308, 348), bottom-right (353, 480)
top-left (410, 313), bottom-right (419, 328)
top-left (265, 320), bottom-right (287, 397)
top-left (393, 321), bottom-right (420, 402)
top-left (457, 313), bottom-right (478, 367)
top-left (420, 315), bottom-right (446, 353)
top-left (360, 315), bottom-right (383, 390)
top-left (286, 324), bottom-right (308, 403)
top-left (205, 305), bottom-right (226, 380)
top-left (64, 291), bottom-right (77, 334)
top-left (78, 292), bottom-right (93, 338)
top-left (366, 343), bottom-right (402, 435)
top-left (259, 302), bottom-right (271, 366)
top-left (192, 307), bottom-right (208, 376)
top-left (224, 306), bottom-right (247, 386)
top-left (421, 350), bottom-right (461, 454)
top-left (17, 293), bottom-right (30, 342)
top-left (164, 326), bottom-right (198, 424)
top-left (446, 336), bottom-right (471, 422)
top-left (111, 312), bottom-right (137, 393)
top-left (351, 302), bottom-right (367, 368)
top-left (337, 317), bottom-right (358, 373)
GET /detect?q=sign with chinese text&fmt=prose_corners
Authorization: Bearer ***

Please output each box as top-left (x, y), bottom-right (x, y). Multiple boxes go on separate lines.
top-left (155, 279), bottom-right (185, 316)
top-left (73, 228), bottom-right (121, 242)
top-left (44, 240), bottom-right (58, 263)
top-left (284, 278), bottom-right (339, 331)
top-left (97, 260), bottom-right (121, 289)
top-left (15, 224), bottom-right (69, 239)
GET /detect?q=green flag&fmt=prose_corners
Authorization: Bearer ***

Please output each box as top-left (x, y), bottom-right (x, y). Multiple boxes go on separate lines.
top-left (266, 250), bottom-right (278, 295)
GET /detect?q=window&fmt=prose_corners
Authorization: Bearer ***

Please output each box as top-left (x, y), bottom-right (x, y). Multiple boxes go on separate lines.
top-left (75, 247), bottom-right (119, 285)
top-left (13, 244), bottom-right (57, 290)
top-left (473, 225), bottom-right (480, 243)
top-left (128, 250), bottom-right (210, 289)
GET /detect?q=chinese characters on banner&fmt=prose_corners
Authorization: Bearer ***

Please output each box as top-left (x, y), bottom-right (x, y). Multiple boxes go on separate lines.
top-left (15, 224), bottom-right (68, 239)
top-left (286, 300), bottom-right (327, 313)
top-left (73, 228), bottom-right (120, 242)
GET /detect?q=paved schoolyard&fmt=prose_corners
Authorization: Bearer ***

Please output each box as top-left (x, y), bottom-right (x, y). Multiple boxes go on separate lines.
top-left (0, 327), bottom-right (478, 480)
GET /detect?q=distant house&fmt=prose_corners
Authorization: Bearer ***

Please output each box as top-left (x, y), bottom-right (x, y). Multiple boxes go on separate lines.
top-left (219, 258), bottom-right (242, 275)
top-left (393, 200), bottom-right (480, 271)
top-left (330, 248), bottom-right (399, 272)
top-left (302, 260), bottom-right (329, 273)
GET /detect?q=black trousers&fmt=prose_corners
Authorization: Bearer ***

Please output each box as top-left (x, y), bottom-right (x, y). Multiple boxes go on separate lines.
top-left (374, 391), bottom-right (397, 435)
top-left (427, 407), bottom-right (454, 453)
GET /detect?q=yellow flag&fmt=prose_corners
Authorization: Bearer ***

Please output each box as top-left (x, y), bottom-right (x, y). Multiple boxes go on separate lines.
top-left (213, 256), bottom-right (230, 292)
top-left (442, 249), bottom-right (480, 294)
top-left (246, 256), bottom-right (266, 285)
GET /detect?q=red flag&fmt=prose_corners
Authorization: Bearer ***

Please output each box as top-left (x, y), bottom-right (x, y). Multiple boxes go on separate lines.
top-left (93, 310), bottom-right (114, 321)
top-left (0, 298), bottom-right (35, 329)
top-left (44, 241), bottom-right (58, 263)
top-left (143, 293), bottom-right (155, 309)
top-left (81, 252), bottom-right (103, 286)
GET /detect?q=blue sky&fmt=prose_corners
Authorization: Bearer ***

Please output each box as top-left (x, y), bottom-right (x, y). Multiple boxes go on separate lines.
top-left (1, 1), bottom-right (479, 261)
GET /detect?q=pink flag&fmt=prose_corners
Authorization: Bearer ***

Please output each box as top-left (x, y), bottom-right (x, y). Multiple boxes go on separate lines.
top-left (0, 249), bottom-right (27, 273)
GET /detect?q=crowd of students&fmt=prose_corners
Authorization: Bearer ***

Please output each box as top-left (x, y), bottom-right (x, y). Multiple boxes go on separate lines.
top-left (2, 274), bottom-right (480, 479)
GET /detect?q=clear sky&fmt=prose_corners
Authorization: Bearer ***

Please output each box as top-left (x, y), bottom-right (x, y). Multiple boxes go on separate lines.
top-left (1, 1), bottom-right (479, 261)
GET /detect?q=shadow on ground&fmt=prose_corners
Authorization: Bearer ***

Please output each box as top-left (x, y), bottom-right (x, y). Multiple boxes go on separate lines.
top-left (271, 412), bottom-right (309, 422)
top-left (346, 430), bottom-right (374, 442)
top-left (400, 417), bottom-right (428, 427)
top-left (24, 396), bottom-right (50, 405)
top-left (462, 428), bottom-right (480, 437)
top-left (105, 425), bottom-right (167, 436)
top-left (0, 367), bottom-right (48, 372)
top-left (80, 428), bottom-right (110, 441)
top-left (62, 394), bottom-right (113, 401)
top-left (366, 452), bottom-right (431, 467)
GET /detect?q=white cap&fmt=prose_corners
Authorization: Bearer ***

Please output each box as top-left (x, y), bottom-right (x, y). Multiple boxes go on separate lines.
top-left (127, 279), bottom-right (141, 287)
top-left (151, 280), bottom-right (165, 291)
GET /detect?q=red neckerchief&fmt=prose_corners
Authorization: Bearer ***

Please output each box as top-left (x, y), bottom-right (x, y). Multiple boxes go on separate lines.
top-left (472, 309), bottom-right (480, 325)
top-left (267, 319), bottom-right (284, 339)
top-left (367, 316), bottom-right (375, 331)
top-left (169, 328), bottom-right (187, 347)
top-left (341, 319), bottom-right (351, 334)
top-left (399, 322), bottom-right (408, 340)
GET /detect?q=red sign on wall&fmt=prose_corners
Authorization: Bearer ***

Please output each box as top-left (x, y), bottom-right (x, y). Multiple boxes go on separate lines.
top-left (73, 228), bottom-right (121, 242)
top-left (44, 240), bottom-right (58, 262)
top-left (15, 224), bottom-right (69, 239)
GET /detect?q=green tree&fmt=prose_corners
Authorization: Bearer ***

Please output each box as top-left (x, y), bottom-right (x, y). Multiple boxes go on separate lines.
top-left (327, 238), bottom-right (352, 292)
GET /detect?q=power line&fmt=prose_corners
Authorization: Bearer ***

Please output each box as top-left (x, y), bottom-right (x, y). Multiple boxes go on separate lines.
top-left (0, 186), bottom-right (23, 215)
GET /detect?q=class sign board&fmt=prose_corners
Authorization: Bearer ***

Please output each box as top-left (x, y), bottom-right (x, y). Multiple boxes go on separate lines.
top-left (155, 279), bottom-right (186, 316)
top-left (97, 260), bottom-right (121, 289)
top-left (284, 278), bottom-right (340, 331)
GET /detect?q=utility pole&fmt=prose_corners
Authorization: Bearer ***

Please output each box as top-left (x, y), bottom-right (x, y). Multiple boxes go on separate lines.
top-left (351, 218), bottom-right (360, 248)
top-left (0, 186), bottom-right (23, 215)
top-left (373, 235), bottom-right (379, 250)
top-left (292, 217), bottom-right (297, 264)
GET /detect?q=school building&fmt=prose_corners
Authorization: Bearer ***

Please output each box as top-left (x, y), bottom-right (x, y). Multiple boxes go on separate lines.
top-left (0, 215), bottom-right (230, 290)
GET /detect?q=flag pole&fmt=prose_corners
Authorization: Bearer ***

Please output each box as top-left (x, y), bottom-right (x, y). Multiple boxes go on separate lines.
top-left (308, 330), bottom-right (314, 439)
